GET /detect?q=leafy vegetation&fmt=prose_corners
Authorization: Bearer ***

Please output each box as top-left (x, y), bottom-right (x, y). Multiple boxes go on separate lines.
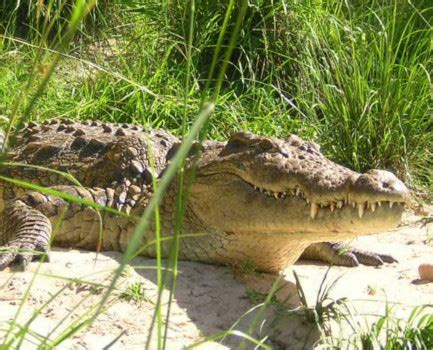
top-left (120, 282), bottom-right (152, 303)
top-left (356, 306), bottom-right (433, 350)
top-left (294, 271), bottom-right (433, 349)
top-left (0, 0), bottom-right (432, 348)
top-left (0, 0), bottom-right (431, 190)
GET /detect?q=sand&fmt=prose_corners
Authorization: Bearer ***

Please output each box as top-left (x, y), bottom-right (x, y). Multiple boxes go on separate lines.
top-left (0, 208), bottom-right (432, 349)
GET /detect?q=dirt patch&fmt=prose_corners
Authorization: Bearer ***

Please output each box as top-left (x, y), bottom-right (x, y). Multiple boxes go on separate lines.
top-left (1, 209), bottom-right (432, 349)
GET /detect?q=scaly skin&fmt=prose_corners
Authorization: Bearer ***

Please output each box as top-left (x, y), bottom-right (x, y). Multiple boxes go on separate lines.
top-left (0, 119), bottom-right (411, 272)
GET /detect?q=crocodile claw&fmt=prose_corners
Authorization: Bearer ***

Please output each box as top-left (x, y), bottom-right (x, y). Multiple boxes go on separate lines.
top-left (0, 243), bottom-right (50, 271)
top-left (301, 242), bottom-right (398, 267)
top-left (345, 249), bottom-right (398, 267)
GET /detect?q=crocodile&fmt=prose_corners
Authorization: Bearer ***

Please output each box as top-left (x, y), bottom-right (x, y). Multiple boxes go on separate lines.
top-left (0, 119), bottom-right (411, 272)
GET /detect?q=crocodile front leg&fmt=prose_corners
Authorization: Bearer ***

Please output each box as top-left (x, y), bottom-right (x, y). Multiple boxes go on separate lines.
top-left (0, 185), bottom-right (138, 270)
top-left (0, 199), bottom-right (52, 270)
top-left (301, 242), bottom-right (397, 267)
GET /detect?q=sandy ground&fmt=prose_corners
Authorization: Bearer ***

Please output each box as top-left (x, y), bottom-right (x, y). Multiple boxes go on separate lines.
top-left (0, 208), bottom-right (432, 349)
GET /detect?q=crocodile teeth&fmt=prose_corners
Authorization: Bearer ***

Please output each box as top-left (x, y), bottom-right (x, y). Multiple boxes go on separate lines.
top-left (336, 201), bottom-right (343, 209)
top-left (295, 187), bottom-right (301, 196)
top-left (330, 203), bottom-right (335, 212)
top-left (274, 193), bottom-right (279, 199)
top-left (358, 203), bottom-right (365, 218)
top-left (389, 201), bottom-right (394, 208)
top-left (377, 201), bottom-right (382, 207)
top-left (352, 202), bottom-right (356, 208)
top-left (253, 186), bottom-right (258, 191)
top-left (267, 190), bottom-right (272, 196)
top-left (310, 203), bottom-right (318, 219)
top-left (370, 203), bottom-right (376, 212)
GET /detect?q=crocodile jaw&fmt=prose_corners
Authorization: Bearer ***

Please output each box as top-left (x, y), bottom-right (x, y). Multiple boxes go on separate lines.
top-left (188, 132), bottom-right (410, 239)
top-left (185, 173), bottom-right (407, 273)
top-left (188, 173), bottom-right (407, 240)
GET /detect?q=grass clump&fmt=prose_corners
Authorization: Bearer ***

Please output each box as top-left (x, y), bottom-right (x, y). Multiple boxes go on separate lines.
top-left (120, 282), bottom-right (152, 303)
top-left (360, 306), bottom-right (433, 349)
top-left (293, 270), bottom-right (433, 349)
top-left (230, 257), bottom-right (258, 277)
top-left (0, 0), bottom-right (111, 42)
top-left (321, 304), bottom-right (433, 349)
top-left (293, 1), bottom-right (432, 191)
top-left (294, 269), bottom-right (347, 328)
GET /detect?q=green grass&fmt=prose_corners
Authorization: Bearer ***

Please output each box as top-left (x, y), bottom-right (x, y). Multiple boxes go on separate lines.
top-left (120, 282), bottom-right (152, 303)
top-left (0, 0), bottom-right (432, 348)
top-left (322, 303), bottom-right (433, 349)
top-left (0, 0), bottom-right (110, 42)
top-left (292, 271), bottom-right (433, 349)
top-left (0, 1), bottom-right (431, 191)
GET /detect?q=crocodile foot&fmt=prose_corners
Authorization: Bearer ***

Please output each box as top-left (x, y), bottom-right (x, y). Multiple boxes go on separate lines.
top-left (0, 199), bottom-right (52, 271)
top-left (301, 242), bottom-right (398, 267)
top-left (0, 243), bottom-right (50, 271)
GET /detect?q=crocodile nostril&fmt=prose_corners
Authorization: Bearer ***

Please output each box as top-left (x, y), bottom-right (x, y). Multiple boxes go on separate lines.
top-left (382, 182), bottom-right (390, 189)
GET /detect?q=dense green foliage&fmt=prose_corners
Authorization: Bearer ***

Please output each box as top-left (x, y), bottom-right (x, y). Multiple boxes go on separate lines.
top-left (354, 305), bottom-right (433, 349)
top-left (0, 0), bottom-right (107, 40)
top-left (0, 1), bottom-right (431, 191)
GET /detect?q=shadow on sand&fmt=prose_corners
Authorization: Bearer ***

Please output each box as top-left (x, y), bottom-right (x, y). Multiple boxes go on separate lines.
top-left (121, 255), bottom-right (321, 349)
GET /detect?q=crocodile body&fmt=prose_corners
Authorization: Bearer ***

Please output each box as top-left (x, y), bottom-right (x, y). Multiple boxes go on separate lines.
top-left (0, 119), bottom-right (411, 272)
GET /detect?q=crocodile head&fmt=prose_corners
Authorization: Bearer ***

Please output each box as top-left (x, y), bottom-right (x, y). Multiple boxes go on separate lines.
top-left (185, 132), bottom-right (410, 269)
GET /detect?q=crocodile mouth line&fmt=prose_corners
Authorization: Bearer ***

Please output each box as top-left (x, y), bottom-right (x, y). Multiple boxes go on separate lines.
top-left (247, 181), bottom-right (406, 220)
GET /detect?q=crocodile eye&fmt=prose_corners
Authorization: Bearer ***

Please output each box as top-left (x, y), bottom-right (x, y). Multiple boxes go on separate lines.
top-left (258, 139), bottom-right (276, 152)
top-left (221, 132), bottom-right (278, 156)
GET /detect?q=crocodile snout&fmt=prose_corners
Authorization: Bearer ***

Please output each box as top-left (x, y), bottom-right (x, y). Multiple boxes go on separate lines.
top-left (350, 169), bottom-right (411, 205)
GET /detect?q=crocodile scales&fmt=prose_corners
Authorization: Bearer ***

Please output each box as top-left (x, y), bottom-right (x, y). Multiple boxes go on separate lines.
top-left (0, 119), bottom-right (411, 272)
